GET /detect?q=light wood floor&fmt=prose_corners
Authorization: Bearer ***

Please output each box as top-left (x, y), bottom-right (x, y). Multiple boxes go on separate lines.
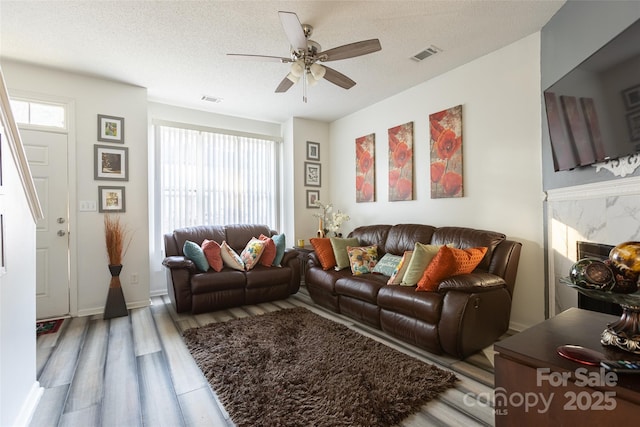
top-left (31, 288), bottom-right (498, 426)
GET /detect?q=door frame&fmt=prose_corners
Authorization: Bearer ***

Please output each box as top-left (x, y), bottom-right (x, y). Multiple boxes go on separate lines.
top-left (11, 90), bottom-right (78, 316)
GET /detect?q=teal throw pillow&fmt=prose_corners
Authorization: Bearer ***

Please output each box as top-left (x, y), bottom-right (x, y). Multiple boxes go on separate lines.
top-left (272, 234), bottom-right (286, 266)
top-left (183, 240), bottom-right (210, 272)
top-left (372, 253), bottom-right (402, 276)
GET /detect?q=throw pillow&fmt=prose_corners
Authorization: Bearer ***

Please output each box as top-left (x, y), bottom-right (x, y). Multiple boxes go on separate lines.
top-left (220, 241), bottom-right (245, 271)
top-left (388, 251), bottom-right (414, 285)
top-left (183, 240), bottom-right (210, 272)
top-left (241, 237), bottom-right (266, 271)
top-left (347, 245), bottom-right (379, 275)
top-left (201, 239), bottom-right (223, 272)
top-left (451, 246), bottom-right (488, 275)
top-left (372, 253), bottom-right (402, 276)
top-left (310, 238), bottom-right (337, 270)
top-left (400, 243), bottom-right (443, 286)
top-left (258, 234), bottom-right (276, 267)
top-left (330, 237), bottom-right (360, 270)
top-left (416, 245), bottom-right (456, 291)
top-left (271, 234), bottom-right (286, 266)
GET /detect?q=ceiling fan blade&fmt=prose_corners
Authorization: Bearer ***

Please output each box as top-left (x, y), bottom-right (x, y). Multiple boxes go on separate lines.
top-left (320, 39), bottom-right (382, 62)
top-left (275, 76), bottom-right (295, 93)
top-left (227, 54), bottom-right (292, 63)
top-left (278, 11), bottom-right (307, 52)
top-left (323, 66), bottom-right (356, 90)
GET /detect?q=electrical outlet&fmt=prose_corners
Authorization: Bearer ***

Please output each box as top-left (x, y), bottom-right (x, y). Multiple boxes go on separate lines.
top-left (131, 273), bottom-right (139, 285)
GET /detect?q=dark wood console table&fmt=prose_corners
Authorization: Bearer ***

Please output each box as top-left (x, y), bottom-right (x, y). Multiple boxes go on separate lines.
top-left (494, 308), bottom-right (640, 426)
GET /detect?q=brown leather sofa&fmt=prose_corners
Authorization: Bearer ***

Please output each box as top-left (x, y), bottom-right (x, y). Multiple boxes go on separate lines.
top-left (162, 224), bottom-right (300, 314)
top-left (305, 224), bottom-right (522, 358)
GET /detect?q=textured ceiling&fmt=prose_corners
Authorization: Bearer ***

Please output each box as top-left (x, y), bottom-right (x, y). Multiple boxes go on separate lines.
top-left (0, 1), bottom-right (565, 123)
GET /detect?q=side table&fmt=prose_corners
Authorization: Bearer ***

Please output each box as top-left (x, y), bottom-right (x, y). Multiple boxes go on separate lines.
top-left (293, 245), bottom-right (314, 283)
top-left (494, 307), bottom-right (640, 426)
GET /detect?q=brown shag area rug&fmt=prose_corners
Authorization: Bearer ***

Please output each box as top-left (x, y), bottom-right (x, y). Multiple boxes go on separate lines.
top-left (183, 307), bottom-right (457, 427)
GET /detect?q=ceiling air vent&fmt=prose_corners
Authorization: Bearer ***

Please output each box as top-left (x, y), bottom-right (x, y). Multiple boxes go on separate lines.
top-left (411, 45), bottom-right (442, 62)
top-left (201, 95), bottom-right (223, 103)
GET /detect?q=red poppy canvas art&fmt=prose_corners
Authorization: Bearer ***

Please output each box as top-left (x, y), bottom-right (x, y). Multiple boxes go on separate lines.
top-left (355, 133), bottom-right (375, 203)
top-left (430, 105), bottom-right (463, 198)
top-left (388, 122), bottom-right (413, 201)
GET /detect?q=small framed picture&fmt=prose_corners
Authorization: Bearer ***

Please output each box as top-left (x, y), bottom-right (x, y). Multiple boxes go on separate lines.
top-left (306, 141), bottom-right (320, 161)
top-left (95, 145), bottom-right (128, 181)
top-left (98, 186), bottom-right (126, 213)
top-left (306, 190), bottom-right (320, 208)
top-left (97, 114), bottom-right (125, 143)
top-left (304, 162), bottom-right (321, 187)
top-left (622, 84), bottom-right (640, 111)
top-left (627, 110), bottom-right (640, 142)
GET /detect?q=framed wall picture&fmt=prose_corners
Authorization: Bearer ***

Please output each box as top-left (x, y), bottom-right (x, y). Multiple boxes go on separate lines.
top-left (622, 84), bottom-right (640, 111)
top-left (97, 114), bottom-right (125, 143)
top-left (98, 186), bottom-right (126, 212)
top-left (306, 189), bottom-right (320, 208)
top-left (627, 110), bottom-right (640, 142)
top-left (306, 141), bottom-right (320, 161)
top-left (304, 162), bottom-right (321, 187)
top-left (94, 145), bottom-right (128, 181)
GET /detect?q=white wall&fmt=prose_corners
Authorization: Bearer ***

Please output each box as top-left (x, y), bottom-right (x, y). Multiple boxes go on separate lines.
top-left (329, 34), bottom-right (546, 330)
top-left (0, 86), bottom-right (41, 425)
top-left (290, 118), bottom-right (330, 244)
top-left (2, 60), bottom-right (150, 316)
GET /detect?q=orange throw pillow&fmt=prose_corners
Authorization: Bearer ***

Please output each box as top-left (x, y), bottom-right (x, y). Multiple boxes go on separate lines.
top-left (451, 246), bottom-right (488, 275)
top-left (416, 246), bottom-right (487, 291)
top-left (201, 239), bottom-right (223, 272)
top-left (416, 246), bottom-right (456, 291)
top-left (258, 234), bottom-right (277, 267)
top-left (310, 238), bottom-right (336, 270)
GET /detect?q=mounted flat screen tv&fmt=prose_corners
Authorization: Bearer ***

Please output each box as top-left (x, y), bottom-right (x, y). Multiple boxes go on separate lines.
top-left (544, 18), bottom-right (640, 172)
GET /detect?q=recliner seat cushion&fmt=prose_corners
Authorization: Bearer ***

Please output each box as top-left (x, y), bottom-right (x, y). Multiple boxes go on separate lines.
top-left (335, 274), bottom-right (388, 304)
top-left (377, 285), bottom-right (443, 324)
top-left (191, 270), bottom-right (246, 294)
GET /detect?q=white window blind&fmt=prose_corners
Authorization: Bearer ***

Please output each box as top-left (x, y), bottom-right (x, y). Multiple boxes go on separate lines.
top-left (156, 124), bottom-right (280, 236)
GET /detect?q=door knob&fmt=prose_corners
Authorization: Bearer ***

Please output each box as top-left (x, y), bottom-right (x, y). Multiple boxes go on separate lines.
top-left (57, 217), bottom-right (66, 224)
top-left (57, 230), bottom-right (66, 237)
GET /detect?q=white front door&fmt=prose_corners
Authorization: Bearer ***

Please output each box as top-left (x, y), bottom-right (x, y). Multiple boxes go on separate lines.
top-left (22, 128), bottom-right (70, 319)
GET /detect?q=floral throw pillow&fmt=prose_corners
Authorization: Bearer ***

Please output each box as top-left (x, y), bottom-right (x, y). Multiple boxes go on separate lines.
top-left (347, 245), bottom-right (379, 275)
top-left (241, 238), bottom-right (266, 271)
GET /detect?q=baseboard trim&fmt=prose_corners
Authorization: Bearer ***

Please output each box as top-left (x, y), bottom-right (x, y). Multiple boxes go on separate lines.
top-left (13, 381), bottom-right (43, 427)
top-left (76, 299), bottom-right (151, 317)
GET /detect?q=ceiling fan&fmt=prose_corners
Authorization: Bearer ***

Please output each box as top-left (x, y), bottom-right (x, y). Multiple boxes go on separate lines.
top-left (227, 11), bottom-right (382, 102)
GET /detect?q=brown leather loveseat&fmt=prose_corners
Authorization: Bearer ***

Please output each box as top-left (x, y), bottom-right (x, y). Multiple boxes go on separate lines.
top-left (162, 224), bottom-right (300, 314)
top-left (305, 224), bottom-right (522, 358)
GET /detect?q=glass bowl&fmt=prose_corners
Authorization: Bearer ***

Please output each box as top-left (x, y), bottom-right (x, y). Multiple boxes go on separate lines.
top-left (561, 277), bottom-right (640, 354)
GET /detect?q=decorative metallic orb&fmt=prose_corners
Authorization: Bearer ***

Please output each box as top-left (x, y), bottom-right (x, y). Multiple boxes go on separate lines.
top-left (609, 241), bottom-right (640, 273)
top-left (569, 258), bottom-right (615, 291)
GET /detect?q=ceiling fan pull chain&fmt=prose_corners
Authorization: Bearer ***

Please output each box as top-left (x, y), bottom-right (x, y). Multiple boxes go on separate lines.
top-left (303, 68), bottom-right (308, 103)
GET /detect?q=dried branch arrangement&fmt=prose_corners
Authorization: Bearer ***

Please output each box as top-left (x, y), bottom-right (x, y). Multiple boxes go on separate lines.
top-left (104, 214), bottom-right (132, 266)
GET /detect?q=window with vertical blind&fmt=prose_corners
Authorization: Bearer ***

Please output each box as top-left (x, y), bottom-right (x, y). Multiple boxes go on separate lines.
top-left (154, 122), bottom-right (281, 239)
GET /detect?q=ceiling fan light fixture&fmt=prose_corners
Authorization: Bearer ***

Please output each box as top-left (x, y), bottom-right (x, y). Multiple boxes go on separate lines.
top-left (286, 72), bottom-right (300, 83)
top-left (290, 59), bottom-right (305, 78)
top-left (309, 63), bottom-right (326, 80)
top-left (306, 71), bottom-right (319, 87)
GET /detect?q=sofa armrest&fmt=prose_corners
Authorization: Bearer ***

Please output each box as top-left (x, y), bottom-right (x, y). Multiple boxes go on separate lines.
top-left (162, 255), bottom-right (196, 271)
top-left (281, 248), bottom-right (301, 294)
top-left (437, 272), bottom-right (506, 293)
top-left (281, 248), bottom-right (299, 266)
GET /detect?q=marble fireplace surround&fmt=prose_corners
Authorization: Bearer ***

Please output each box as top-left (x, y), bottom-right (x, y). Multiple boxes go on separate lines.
top-left (547, 175), bottom-right (640, 316)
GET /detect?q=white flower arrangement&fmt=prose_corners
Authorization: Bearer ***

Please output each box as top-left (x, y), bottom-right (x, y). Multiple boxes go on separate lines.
top-left (312, 200), bottom-right (350, 236)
